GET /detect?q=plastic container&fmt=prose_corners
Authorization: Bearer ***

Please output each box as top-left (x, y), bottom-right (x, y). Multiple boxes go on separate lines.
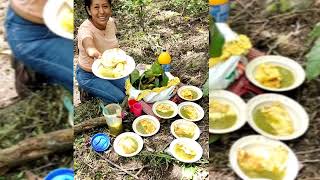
top-left (209, 0), bottom-right (230, 22)
top-left (103, 104), bottom-right (123, 136)
top-left (90, 133), bottom-right (111, 152)
top-left (44, 168), bottom-right (74, 180)
top-left (132, 102), bottom-right (143, 117)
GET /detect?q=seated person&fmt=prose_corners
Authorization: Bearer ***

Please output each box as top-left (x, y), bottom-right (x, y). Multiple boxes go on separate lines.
top-left (4, 0), bottom-right (73, 92)
top-left (76, 0), bottom-right (126, 103)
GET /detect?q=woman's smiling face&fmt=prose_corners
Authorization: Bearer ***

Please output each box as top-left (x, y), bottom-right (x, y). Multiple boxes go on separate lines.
top-left (88, 0), bottom-right (111, 30)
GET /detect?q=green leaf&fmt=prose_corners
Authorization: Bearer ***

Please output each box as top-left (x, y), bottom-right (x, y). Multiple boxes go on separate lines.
top-left (309, 23), bottom-right (320, 42)
top-left (154, 78), bottom-right (160, 87)
top-left (202, 78), bottom-right (209, 97)
top-left (130, 69), bottom-right (140, 85)
top-left (160, 73), bottom-right (169, 87)
top-left (209, 17), bottom-right (225, 58)
top-left (306, 39), bottom-right (320, 80)
top-left (209, 134), bottom-right (222, 144)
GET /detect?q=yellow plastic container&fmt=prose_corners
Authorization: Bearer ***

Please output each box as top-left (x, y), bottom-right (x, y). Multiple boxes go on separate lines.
top-left (209, 0), bottom-right (229, 6)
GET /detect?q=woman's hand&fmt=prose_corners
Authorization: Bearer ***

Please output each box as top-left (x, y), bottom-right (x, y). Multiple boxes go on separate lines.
top-left (82, 37), bottom-right (101, 59)
top-left (86, 47), bottom-right (101, 59)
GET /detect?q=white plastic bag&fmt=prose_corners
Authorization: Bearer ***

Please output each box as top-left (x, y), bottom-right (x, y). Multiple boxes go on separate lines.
top-left (209, 23), bottom-right (240, 91)
top-left (126, 67), bottom-right (179, 103)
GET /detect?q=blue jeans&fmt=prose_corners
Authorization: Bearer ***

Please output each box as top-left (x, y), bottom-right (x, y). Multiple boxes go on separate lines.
top-left (4, 7), bottom-right (73, 92)
top-left (76, 66), bottom-right (126, 103)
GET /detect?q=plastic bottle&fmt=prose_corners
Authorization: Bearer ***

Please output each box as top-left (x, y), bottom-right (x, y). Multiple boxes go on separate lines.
top-left (158, 50), bottom-right (172, 72)
top-left (209, 0), bottom-right (230, 22)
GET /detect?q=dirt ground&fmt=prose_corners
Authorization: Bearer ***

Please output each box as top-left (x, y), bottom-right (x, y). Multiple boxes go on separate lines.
top-left (209, 0), bottom-right (320, 179)
top-left (74, 0), bottom-right (209, 179)
top-left (0, 1), bottom-right (73, 178)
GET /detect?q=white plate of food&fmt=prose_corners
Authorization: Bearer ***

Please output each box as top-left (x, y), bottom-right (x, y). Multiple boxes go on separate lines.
top-left (209, 90), bottom-right (247, 134)
top-left (132, 115), bottom-right (160, 137)
top-left (169, 138), bottom-right (203, 163)
top-left (170, 119), bottom-right (201, 140)
top-left (247, 94), bottom-right (309, 141)
top-left (177, 85), bottom-right (203, 101)
top-left (230, 135), bottom-right (299, 180)
top-left (113, 132), bottom-right (143, 157)
top-left (177, 102), bottom-right (204, 122)
top-left (92, 48), bottom-right (136, 80)
top-left (43, 0), bottom-right (74, 40)
top-left (152, 100), bottom-right (178, 119)
top-left (245, 55), bottom-right (305, 92)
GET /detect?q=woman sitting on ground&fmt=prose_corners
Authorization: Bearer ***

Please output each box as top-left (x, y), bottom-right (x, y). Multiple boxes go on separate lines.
top-left (5, 0), bottom-right (73, 92)
top-left (76, 0), bottom-right (126, 103)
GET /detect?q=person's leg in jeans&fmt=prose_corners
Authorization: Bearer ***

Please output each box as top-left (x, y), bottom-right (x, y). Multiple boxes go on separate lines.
top-left (4, 7), bottom-right (73, 92)
top-left (76, 66), bottom-right (126, 103)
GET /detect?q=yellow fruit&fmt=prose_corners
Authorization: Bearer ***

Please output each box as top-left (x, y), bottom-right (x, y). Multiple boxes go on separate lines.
top-left (158, 51), bottom-right (172, 65)
top-left (209, 0), bottom-right (229, 5)
top-left (99, 66), bottom-right (114, 77)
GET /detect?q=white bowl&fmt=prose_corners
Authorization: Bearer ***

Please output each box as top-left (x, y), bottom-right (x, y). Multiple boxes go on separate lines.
top-left (113, 132), bottom-right (143, 157)
top-left (132, 115), bottom-right (160, 137)
top-left (152, 100), bottom-right (178, 119)
top-left (229, 135), bottom-right (299, 180)
top-left (92, 51), bottom-right (136, 80)
top-left (169, 138), bottom-right (203, 163)
top-left (43, 0), bottom-right (74, 40)
top-left (247, 94), bottom-right (309, 141)
top-left (209, 90), bottom-right (247, 134)
top-left (178, 102), bottom-right (204, 122)
top-left (245, 55), bottom-right (305, 92)
top-left (170, 119), bottom-right (201, 140)
top-left (177, 85), bottom-right (203, 101)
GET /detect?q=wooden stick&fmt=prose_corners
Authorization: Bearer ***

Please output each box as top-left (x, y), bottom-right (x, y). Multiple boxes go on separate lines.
top-left (95, 152), bottom-right (140, 179)
top-left (0, 128), bottom-right (73, 175)
top-left (74, 117), bottom-right (107, 135)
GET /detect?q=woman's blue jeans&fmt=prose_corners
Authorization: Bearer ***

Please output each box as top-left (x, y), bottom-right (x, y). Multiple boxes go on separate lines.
top-left (4, 7), bottom-right (73, 92)
top-left (76, 66), bottom-right (126, 103)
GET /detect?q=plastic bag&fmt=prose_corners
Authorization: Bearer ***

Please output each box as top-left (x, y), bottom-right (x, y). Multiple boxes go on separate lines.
top-left (125, 65), bottom-right (180, 103)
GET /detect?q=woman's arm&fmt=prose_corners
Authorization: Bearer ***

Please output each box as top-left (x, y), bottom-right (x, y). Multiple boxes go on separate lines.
top-left (82, 37), bottom-right (101, 59)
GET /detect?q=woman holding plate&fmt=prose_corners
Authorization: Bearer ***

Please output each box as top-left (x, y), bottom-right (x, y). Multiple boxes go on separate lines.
top-left (4, 0), bottom-right (73, 92)
top-left (76, 0), bottom-right (126, 103)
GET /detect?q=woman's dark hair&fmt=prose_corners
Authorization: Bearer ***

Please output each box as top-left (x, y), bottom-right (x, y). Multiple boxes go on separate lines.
top-left (84, 0), bottom-right (112, 17)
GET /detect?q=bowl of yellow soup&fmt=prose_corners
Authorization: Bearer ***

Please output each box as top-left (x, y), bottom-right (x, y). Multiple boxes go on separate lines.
top-left (209, 90), bottom-right (247, 134)
top-left (247, 94), bottom-right (309, 140)
top-left (178, 102), bottom-right (204, 122)
top-left (152, 100), bottom-right (178, 119)
top-left (170, 119), bottom-right (200, 140)
top-left (177, 85), bottom-right (203, 101)
top-left (43, 0), bottom-right (74, 40)
top-left (132, 115), bottom-right (160, 137)
top-left (113, 132), bottom-right (143, 157)
top-left (245, 55), bottom-right (305, 91)
top-left (230, 135), bottom-right (299, 180)
top-left (169, 138), bottom-right (203, 163)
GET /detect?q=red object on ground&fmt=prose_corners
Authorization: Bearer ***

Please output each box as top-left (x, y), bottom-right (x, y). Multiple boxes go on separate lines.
top-left (132, 102), bottom-right (143, 117)
top-left (128, 99), bottom-right (137, 112)
top-left (228, 48), bottom-right (266, 96)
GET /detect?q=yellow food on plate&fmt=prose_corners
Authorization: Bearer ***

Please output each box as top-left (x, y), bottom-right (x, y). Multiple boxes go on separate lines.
top-left (237, 145), bottom-right (288, 180)
top-left (209, 100), bottom-right (237, 129)
top-left (174, 123), bottom-right (195, 138)
top-left (136, 119), bottom-right (156, 134)
top-left (181, 105), bottom-right (198, 120)
top-left (156, 104), bottom-right (174, 117)
top-left (59, 5), bottom-right (74, 33)
top-left (181, 89), bottom-right (197, 100)
top-left (255, 64), bottom-right (282, 88)
top-left (254, 102), bottom-right (294, 136)
top-left (98, 61), bottom-right (126, 78)
top-left (118, 136), bottom-right (138, 154)
top-left (174, 143), bottom-right (197, 160)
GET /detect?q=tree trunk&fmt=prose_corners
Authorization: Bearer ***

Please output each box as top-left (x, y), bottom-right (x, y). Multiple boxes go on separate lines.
top-left (0, 128), bottom-right (73, 175)
top-left (74, 117), bottom-right (107, 135)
